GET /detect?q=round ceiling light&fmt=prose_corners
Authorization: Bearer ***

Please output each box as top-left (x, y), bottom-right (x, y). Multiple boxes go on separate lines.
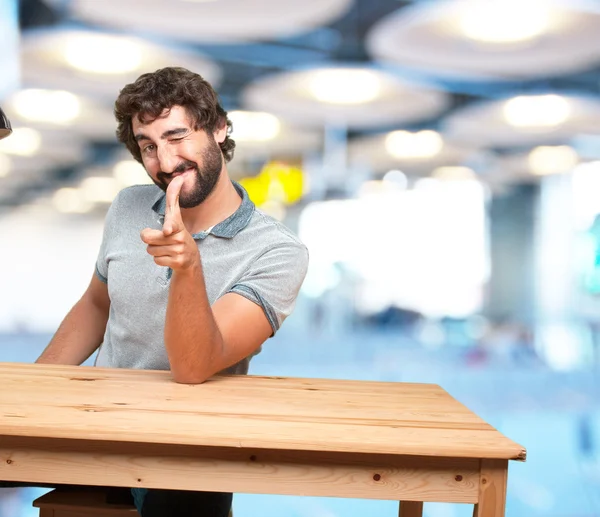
top-left (432, 166), bottom-right (477, 181)
top-left (12, 89), bottom-right (81, 124)
top-left (528, 145), bottom-right (579, 175)
top-left (52, 188), bottom-right (93, 214)
top-left (349, 131), bottom-right (474, 176)
top-left (385, 130), bottom-right (444, 159)
top-left (64, 34), bottom-right (142, 74)
top-left (242, 66), bottom-right (449, 129)
top-left (43, 0), bottom-right (352, 43)
top-left (443, 94), bottom-right (600, 147)
top-left (5, 89), bottom-right (119, 142)
top-left (229, 111), bottom-right (281, 142)
top-left (459, 0), bottom-right (550, 44)
top-left (0, 127), bottom-right (41, 156)
top-left (21, 29), bottom-right (222, 101)
top-left (366, 0), bottom-right (600, 80)
top-left (308, 69), bottom-right (381, 105)
top-left (503, 95), bottom-right (571, 128)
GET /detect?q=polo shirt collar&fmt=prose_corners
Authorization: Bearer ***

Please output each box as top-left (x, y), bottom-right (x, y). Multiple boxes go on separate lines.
top-left (151, 181), bottom-right (255, 239)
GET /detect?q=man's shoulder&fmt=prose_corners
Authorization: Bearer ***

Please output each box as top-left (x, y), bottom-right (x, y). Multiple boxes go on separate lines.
top-left (248, 209), bottom-right (305, 249)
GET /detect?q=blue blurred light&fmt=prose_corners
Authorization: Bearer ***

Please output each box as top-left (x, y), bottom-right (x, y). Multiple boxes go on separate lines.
top-left (0, 0), bottom-right (19, 99)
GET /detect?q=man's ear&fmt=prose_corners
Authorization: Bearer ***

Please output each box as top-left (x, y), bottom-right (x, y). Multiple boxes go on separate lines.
top-left (214, 123), bottom-right (227, 144)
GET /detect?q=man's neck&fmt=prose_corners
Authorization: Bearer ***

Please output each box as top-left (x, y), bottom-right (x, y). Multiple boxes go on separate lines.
top-left (180, 171), bottom-right (241, 235)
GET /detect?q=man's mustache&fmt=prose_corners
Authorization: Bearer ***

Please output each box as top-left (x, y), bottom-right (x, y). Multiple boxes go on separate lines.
top-left (156, 160), bottom-right (198, 183)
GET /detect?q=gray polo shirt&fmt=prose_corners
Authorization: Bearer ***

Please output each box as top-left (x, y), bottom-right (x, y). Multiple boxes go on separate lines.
top-left (94, 181), bottom-right (308, 374)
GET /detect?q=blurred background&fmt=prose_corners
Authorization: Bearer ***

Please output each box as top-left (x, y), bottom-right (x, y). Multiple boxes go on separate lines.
top-left (1, 0), bottom-right (600, 515)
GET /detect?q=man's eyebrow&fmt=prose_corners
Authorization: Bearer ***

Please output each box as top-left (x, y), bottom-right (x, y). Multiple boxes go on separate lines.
top-left (134, 128), bottom-right (189, 143)
top-left (161, 128), bottom-right (189, 139)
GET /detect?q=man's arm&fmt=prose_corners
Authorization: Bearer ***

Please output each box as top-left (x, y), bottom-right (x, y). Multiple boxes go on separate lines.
top-left (141, 176), bottom-right (275, 384)
top-left (36, 274), bottom-right (110, 365)
top-left (165, 267), bottom-right (272, 384)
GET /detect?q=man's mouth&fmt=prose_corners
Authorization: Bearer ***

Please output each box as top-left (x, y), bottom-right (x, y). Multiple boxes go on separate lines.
top-left (170, 167), bottom-right (195, 180)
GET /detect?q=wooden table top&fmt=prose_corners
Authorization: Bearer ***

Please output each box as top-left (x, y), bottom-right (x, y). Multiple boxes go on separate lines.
top-left (0, 362), bottom-right (525, 461)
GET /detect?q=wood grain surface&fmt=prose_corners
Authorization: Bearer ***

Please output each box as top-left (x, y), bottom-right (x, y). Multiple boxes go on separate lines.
top-left (474, 459), bottom-right (509, 516)
top-left (0, 362), bottom-right (526, 460)
top-left (0, 436), bottom-right (481, 502)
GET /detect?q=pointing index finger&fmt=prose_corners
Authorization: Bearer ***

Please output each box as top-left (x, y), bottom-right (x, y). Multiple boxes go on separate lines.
top-left (163, 175), bottom-right (184, 235)
top-left (167, 175), bottom-right (184, 215)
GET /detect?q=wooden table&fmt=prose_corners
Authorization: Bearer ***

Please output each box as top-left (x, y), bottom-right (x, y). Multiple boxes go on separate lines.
top-left (0, 362), bottom-right (525, 517)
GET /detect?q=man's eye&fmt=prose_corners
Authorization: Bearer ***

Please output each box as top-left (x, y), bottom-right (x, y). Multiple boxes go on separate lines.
top-left (143, 144), bottom-right (156, 154)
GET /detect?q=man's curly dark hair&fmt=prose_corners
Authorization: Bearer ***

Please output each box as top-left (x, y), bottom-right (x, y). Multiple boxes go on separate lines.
top-left (114, 67), bottom-right (235, 164)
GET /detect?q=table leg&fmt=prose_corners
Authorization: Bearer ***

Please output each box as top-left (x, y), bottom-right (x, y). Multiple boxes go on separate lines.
top-left (399, 501), bottom-right (423, 517)
top-left (473, 459), bottom-right (508, 517)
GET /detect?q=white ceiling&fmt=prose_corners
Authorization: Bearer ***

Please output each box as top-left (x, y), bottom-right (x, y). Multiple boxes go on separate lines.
top-left (5, 0), bottom-right (600, 210)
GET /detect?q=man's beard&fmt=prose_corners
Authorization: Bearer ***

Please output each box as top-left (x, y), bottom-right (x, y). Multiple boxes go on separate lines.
top-left (153, 136), bottom-right (223, 208)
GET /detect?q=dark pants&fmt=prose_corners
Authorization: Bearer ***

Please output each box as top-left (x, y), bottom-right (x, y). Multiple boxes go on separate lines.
top-left (137, 488), bottom-right (232, 517)
top-left (0, 482), bottom-right (232, 517)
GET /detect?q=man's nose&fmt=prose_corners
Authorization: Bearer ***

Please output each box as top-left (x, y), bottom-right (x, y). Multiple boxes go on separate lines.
top-left (157, 145), bottom-right (179, 173)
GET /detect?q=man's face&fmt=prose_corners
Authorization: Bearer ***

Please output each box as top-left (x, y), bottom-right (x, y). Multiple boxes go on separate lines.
top-left (132, 105), bottom-right (227, 208)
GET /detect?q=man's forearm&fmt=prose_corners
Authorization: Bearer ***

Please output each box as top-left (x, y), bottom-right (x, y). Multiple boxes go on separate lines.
top-left (37, 296), bottom-right (109, 365)
top-left (165, 262), bottom-right (223, 384)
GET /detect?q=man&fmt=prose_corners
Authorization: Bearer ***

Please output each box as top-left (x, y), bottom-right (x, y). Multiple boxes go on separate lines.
top-left (34, 67), bottom-right (309, 516)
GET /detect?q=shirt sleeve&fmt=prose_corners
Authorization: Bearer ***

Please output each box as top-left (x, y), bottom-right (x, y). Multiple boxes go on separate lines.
top-left (95, 190), bottom-right (124, 284)
top-left (229, 241), bottom-right (309, 334)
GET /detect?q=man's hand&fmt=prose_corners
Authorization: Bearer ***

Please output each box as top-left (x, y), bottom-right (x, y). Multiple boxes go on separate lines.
top-left (141, 176), bottom-right (199, 271)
